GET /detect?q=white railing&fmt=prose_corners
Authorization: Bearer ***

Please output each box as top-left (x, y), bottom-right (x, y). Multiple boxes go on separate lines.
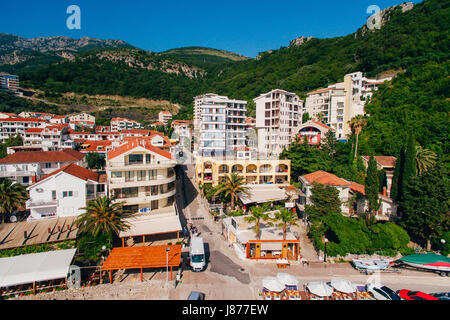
top-left (26, 199), bottom-right (58, 208)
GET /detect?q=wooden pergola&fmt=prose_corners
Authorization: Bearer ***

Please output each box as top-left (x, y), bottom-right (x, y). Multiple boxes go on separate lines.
top-left (101, 245), bottom-right (182, 283)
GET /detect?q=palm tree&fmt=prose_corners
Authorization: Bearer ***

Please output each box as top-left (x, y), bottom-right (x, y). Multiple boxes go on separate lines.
top-left (213, 173), bottom-right (251, 211)
top-left (244, 206), bottom-right (271, 240)
top-left (348, 115), bottom-right (368, 160)
top-left (315, 112), bottom-right (325, 123)
top-left (76, 196), bottom-right (132, 237)
top-left (415, 146), bottom-right (437, 175)
top-left (272, 208), bottom-right (300, 240)
top-left (0, 178), bottom-right (28, 223)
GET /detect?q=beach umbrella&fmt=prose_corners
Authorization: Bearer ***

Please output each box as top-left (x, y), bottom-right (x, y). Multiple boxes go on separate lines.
top-left (262, 277), bottom-right (285, 292)
top-left (306, 281), bottom-right (334, 297)
top-left (330, 278), bottom-right (357, 294)
top-left (276, 273), bottom-right (299, 286)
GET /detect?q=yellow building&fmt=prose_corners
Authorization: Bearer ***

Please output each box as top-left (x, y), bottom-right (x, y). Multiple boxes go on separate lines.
top-left (195, 157), bottom-right (291, 187)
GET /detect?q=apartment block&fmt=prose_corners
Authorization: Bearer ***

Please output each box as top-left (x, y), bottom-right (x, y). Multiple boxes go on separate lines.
top-left (106, 138), bottom-right (177, 215)
top-left (110, 117), bottom-right (144, 132)
top-left (194, 94), bottom-right (247, 157)
top-left (304, 72), bottom-right (392, 139)
top-left (254, 89), bottom-right (303, 157)
top-left (0, 117), bottom-right (47, 142)
top-left (0, 73), bottom-right (19, 93)
top-left (158, 111), bottom-right (172, 125)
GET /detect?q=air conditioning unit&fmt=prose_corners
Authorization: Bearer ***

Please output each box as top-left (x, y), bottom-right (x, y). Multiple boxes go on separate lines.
top-left (36, 188), bottom-right (44, 193)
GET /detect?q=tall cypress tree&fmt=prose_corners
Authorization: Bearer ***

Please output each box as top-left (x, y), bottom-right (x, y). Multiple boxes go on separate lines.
top-left (401, 134), bottom-right (417, 200)
top-left (365, 155), bottom-right (380, 225)
top-left (390, 147), bottom-right (404, 202)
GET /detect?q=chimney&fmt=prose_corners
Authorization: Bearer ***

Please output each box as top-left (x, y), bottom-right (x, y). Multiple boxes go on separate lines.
top-left (382, 187), bottom-right (387, 197)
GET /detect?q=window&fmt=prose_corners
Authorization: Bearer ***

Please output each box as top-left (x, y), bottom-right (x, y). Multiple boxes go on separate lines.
top-left (151, 200), bottom-right (158, 210)
top-left (111, 171), bottom-right (122, 178)
top-left (137, 170), bottom-right (146, 181)
top-left (125, 171), bottom-right (134, 182)
top-left (151, 185), bottom-right (158, 196)
top-left (148, 170), bottom-right (157, 180)
top-left (52, 190), bottom-right (56, 200)
top-left (63, 191), bottom-right (73, 198)
top-left (128, 154), bottom-right (143, 165)
top-left (45, 163), bottom-right (52, 169)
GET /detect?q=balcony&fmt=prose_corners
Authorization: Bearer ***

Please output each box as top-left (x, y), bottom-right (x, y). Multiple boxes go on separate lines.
top-left (107, 159), bottom-right (176, 169)
top-left (26, 199), bottom-right (58, 209)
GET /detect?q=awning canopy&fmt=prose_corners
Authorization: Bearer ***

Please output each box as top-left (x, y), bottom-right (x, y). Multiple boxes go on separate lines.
top-left (101, 245), bottom-right (181, 271)
top-left (119, 213), bottom-right (182, 238)
top-left (0, 248), bottom-right (76, 287)
top-left (238, 185), bottom-right (289, 205)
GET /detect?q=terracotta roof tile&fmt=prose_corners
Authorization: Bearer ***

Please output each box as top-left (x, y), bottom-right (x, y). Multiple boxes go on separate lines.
top-left (37, 163), bottom-right (99, 183)
top-left (107, 138), bottom-right (173, 160)
top-left (0, 149), bottom-right (85, 164)
top-left (302, 171), bottom-right (350, 187)
top-left (362, 156), bottom-right (397, 168)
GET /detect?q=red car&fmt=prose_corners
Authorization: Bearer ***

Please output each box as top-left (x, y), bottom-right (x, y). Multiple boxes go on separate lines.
top-left (397, 289), bottom-right (439, 300)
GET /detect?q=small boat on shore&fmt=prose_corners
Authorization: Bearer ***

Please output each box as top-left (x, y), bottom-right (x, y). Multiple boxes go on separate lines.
top-left (396, 253), bottom-right (450, 276)
top-left (352, 258), bottom-right (393, 272)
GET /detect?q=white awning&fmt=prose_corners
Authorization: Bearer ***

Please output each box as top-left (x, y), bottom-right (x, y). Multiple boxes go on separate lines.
top-left (238, 185), bottom-right (288, 205)
top-left (119, 213), bottom-right (182, 238)
top-left (0, 248), bottom-right (76, 287)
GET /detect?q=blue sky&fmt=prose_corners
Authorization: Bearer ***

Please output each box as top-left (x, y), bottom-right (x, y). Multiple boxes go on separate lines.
top-left (1, 0), bottom-right (423, 57)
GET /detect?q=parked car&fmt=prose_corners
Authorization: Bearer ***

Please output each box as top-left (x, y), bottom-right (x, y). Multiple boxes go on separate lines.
top-left (397, 289), bottom-right (439, 300)
top-left (367, 283), bottom-right (400, 300)
top-left (429, 292), bottom-right (450, 300)
top-left (187, 291), bottom-right (206, 300)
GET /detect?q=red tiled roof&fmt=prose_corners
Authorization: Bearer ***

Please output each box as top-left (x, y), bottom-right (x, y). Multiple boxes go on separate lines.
top-left (77, 140), bottom-right (113, 152)
top-left (51, 115), bottom-right (67, 119)
top-left (37, 163), bottom-right (100, 183)
top-left (0, 149), bottom-right (85, 164)
top-left (160, 111), bottom-right (171, 115)
top-left (121, 129), bottom-right (150, 135)
top-left (150, 122), bottom-right (165, 126)
top-left (302, 171), bottom-right (350, 187)
top-left (107, 138), bottom-right (173, 160)
top-left (311, 120), bottom-right (333, 131)
top-left (362, 156), bottom-right (397, 168)
top-left (0, 117), bottom-right (47, 122)
top-left (24, 128), bottom-right (44, 133)
top-left (350, 182), bottom-right (365, 195)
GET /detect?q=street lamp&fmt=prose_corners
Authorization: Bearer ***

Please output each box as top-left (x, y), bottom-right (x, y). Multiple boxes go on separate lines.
top-left (166, 247), bottom-right (170, 287)
top-left (324, 238), bottom-right (329, 263)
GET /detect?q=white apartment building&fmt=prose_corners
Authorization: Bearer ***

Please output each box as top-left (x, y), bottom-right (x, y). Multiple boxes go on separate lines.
top-left (254, 89), bottom-right (303, 156)
top-left (68, 113), bottom-right (95, 123)
top-left (26, 163), bottom-right (106, 221)
top-left (23, 124), bottom-right (71, 151)
top-left (0, 117), bottom-right (47, 143)
top-left (110, 117), bottom-right (144, 132)
top-left (158, 111), bottom-right (172, 124)
top-left (194, 94), bottom-right (247, 157)
top-left (304, 72), bottom-right (392, 139)
top-left (0, 149), bottom-right (86, 185)
top-left (18, 112), bottom-right (54, 120)
top-left (106, 138), bottom-right (177, 215)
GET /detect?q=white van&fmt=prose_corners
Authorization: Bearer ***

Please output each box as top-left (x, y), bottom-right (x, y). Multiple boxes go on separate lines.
top-left (190, 237), bottom-right (205, 272)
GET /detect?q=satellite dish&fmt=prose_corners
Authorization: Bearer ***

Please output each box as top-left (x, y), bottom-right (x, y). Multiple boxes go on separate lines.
top-left (9, 215), bottom-right (17, 223)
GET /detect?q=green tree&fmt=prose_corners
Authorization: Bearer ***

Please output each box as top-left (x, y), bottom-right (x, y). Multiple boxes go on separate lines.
top-left (76, 196), bottom-right (132, 237)
top-left (273, 208), bottom-right (300, 240)
top-left (86, 152), bottom-right (105, 170)
top-left (305, 183), bottom-right (342, 223)
top-left (213, 173), bottom-right (251, 211)
top-left (364, 156), bottom-right (381, 226)
top-left (244, 205), bottom-right (271, 240)
top-left (400, 163), bottom-right (450, 251)
top-left (302, 112), bottom-right (311, 124)
top-left (321, 130), bottom-right (337, 156)
top-left (0, 178), bottom-right (28, 223)
top-left (401, 134), bottom-right (417, 200)
top-left (390, 147), bottom-right (404, 202)
top-left (0, 134), bottom-right (23, 159)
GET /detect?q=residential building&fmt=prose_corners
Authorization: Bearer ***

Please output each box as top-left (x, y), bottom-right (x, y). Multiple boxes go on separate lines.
top-left (361, 156), bottom-right (397, 197)
top-left (295, 120), bottom-right (334, 146)
top-left (0, 117), bottom-right (47, 143)
top-left (23, 124), bottom-right (71, 151)
top-left (110, 117), bottom-right (144, 132)
top-left (75, 140), bottom-right (114, 158)
top-left (171, 120), bottom-right (192, 139)
top-left (149, 122), bottom-right (165, 128)
top-left (0, 73), bottom-right (19, 93)
top-left (105, 138), bottom-right (176, 215)
top-left (26, 164), bottom-right (106, 220)
top-left (254, 89), bottom-right (303, 156)
top-left (195, 156), bottom-right (291, 187)
top-left (304, 72), bottom-right (392, 139)
top-left (0, 149), bottom-right (86, 185)
top-left (158, 111), bottom-right (172, 125)
top-left (49, 115), bottom-right (69, 125)
top-left (298, 170), bottom-right (398, 221)
top-left (121, 129), bottom-right (151, 138)
top-left (194, 93), bottom-right (247, 157)
top-left (0, 112), bottom-right (16, 119)
top-left (68, 113), bottom-right (96, 123)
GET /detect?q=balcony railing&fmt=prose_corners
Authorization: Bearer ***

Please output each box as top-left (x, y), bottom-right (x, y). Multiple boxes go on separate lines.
top-left (26, 200), bottom-right (58, 208)
top-left (107, 159), bottom-right (175, 168)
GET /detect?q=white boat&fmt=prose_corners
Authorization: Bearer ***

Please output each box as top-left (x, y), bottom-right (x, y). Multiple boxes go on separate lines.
top-left (352, 258), bottom-right (392, 271)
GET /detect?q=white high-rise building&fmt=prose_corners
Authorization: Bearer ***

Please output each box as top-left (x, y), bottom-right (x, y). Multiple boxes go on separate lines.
top-left (254, 89), bottom-right (303, 156)
top-left (193, 94), bottom-right (247, 157)
top-left (304, 72), bottom-right (392, 140)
